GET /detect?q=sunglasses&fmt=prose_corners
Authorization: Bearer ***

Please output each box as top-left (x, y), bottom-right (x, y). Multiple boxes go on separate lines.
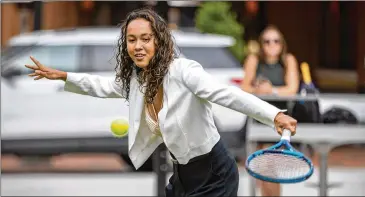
top-left (262, 39), bottom-right (281, 45)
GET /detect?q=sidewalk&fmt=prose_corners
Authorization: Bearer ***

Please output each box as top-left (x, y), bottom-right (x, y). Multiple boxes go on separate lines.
top-left (2, 144), bottom-right (365, 196)
top-left (311, 145), bottom-right (365, 167)
top-left (239, 168), bottom-right (365, 196)
top-left (2, 167), bottom-right (365, 196)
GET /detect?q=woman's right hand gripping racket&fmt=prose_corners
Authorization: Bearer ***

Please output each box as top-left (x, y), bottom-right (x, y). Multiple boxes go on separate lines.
top-left (245, 129), bottom-right (314, 184)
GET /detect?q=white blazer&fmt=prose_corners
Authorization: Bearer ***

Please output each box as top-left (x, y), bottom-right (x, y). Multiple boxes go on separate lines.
top-left (64, 58), bottom-right (284, 169)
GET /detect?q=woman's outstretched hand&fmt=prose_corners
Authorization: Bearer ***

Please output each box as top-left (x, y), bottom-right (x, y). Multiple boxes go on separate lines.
top-left (25, 56), bottom-right (67, 81)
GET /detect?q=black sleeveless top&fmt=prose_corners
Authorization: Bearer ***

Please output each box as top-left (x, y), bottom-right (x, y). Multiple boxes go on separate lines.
top-left (255, 60), bottom-right (287, 111)
top-left (255, 61), bottom-right (285, 86)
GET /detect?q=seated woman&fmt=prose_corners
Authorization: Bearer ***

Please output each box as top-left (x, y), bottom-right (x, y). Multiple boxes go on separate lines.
top-left (241, 25), bottom-right (299, 97)
top-left (241, 25), bottom-right (300, 197)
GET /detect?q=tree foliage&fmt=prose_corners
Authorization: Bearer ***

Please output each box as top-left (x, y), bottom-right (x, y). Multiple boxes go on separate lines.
top-left (195, 2), bottom-right (246, 62)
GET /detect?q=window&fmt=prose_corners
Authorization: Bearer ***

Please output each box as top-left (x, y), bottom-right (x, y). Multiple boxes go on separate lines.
top-left (79, 45), bottom-right (241, 72)
top-left (179, 47), bottom-right (241, 68)
top-left (80, 45), bottom-right (117, 72)
top-left (8, 45), bottom-right (81, 75)
top-left (2, 45), bottom-right (35, 75)
top-left (2, 46), bottom-right (32, 62)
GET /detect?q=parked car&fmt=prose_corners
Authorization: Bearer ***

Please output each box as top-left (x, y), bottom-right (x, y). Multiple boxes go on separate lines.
top-left (3, 28), bottom-right (364, 174)
top-left (1, 27), bottom-right (247, 171)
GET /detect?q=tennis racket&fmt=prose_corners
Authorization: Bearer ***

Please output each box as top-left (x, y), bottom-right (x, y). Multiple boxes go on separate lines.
top-left (245, 129), bottom-right (314, 184)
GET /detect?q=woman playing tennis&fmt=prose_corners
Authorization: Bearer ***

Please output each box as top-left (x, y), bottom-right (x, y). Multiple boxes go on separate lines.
top-left (25, 8), bottom-right (297, 197)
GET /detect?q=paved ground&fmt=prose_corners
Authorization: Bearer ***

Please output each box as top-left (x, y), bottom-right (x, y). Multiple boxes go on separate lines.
top-left (2, 145), bottom-right (365, 196)
top-left (2, 167), bottom-right (365, 196)
top-left (312, 145), bottom-right (365, 167)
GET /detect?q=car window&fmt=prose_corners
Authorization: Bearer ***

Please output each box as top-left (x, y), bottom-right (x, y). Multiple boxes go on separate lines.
top-left (80, 45), bottom-right (117, 72)
top-left (179, 47), bottom-right (241, 68)
top-left (7, 45), bottom-right (81, 75)
top-left (2, 46), bottom-right (33, 62)
top-left (80, 45), bottom-right (241, 72)
top-left (2, 45), bottom-right (35, 75)
top-left (2, 45), bottom-right (240, 75)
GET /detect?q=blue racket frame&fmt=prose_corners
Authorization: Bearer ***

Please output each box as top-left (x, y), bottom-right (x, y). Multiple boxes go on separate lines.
top-left (245, 131), bottom-right (314, 184)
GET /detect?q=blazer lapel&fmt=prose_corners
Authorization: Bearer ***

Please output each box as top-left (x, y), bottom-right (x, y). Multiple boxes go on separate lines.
top-left (128, 76), bottom-right (145, 150)
top-left (128, 70), bottom-right (169, 151)
top-left (158, 72), bottom-right (170, 132)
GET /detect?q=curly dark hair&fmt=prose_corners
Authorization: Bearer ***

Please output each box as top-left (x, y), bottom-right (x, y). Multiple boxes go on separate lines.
top-left (115, 8), bottom-right (178, 104)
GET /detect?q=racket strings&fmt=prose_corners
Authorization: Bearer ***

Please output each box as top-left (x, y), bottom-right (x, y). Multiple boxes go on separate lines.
top-left (248, 153), bottom-right (310, 179)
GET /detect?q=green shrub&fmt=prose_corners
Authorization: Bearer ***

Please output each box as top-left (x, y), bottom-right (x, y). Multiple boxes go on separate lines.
top-left (195, 1), bottom-right (246, 62)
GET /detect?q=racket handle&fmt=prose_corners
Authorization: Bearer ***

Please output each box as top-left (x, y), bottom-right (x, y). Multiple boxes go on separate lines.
top-left (281, 129), bottom-right (291, 141)
top-left (300, 62), bottom-right (312, 85)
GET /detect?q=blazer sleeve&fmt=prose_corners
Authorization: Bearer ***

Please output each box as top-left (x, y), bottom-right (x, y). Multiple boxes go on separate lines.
top-left (180, 60), bottom-right (286, 128)
top-left (64, 72), bottom-right (124, 98)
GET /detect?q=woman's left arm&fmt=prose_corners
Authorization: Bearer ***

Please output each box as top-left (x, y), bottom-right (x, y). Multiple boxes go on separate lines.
top-left (180, 60), bottom-right (286, 128)
top-left (273, 54), bottom-right (300, 96)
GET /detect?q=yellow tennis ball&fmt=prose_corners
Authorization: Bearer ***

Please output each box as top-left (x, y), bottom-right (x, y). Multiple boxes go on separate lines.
top-left (110, 119), bottom-right (129, 137)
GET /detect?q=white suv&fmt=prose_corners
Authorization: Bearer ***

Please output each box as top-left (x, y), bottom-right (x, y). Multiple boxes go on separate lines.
top-left (2, 27), bottom-right (247, 134)
top-left (2, 28), bottom-right (247, 170)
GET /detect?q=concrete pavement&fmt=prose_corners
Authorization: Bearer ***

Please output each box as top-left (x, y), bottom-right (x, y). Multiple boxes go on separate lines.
top-left (2, 167), bottom-right (365, 196)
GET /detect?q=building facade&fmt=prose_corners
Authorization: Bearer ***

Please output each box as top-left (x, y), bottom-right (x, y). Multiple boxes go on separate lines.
top-left (2, 1), bottom-right (364, 92)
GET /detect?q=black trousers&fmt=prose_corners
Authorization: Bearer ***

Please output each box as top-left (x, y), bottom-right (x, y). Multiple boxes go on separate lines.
top-left (165, 139), bottom-right (239, 197)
